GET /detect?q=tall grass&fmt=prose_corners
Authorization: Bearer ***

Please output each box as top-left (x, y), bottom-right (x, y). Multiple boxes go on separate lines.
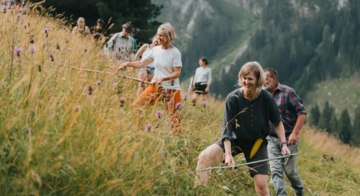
top-left (0, 3), bottom-right (360, 196)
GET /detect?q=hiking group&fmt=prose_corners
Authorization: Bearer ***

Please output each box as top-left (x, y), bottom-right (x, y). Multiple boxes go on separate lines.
top-left (74, 15), bottom-right (305, 196)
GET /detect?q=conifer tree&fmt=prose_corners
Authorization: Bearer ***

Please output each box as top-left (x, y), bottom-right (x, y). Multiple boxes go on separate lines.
top-left (337, 109), bottom-right (352, 144)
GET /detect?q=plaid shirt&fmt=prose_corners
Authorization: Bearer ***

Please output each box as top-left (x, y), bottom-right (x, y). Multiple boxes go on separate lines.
top-left (269, 83), bottom-right (306, 135)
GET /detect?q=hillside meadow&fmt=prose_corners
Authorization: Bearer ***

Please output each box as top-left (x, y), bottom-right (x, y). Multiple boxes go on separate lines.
top-left (0, 3), bottom-right (360, 195)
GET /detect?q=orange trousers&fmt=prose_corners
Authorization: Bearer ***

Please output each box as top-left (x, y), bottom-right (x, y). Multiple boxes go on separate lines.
top-left (133, 85), bottom-right (182, 133)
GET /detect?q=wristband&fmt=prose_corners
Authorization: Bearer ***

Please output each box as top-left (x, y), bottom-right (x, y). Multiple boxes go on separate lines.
top-left (281, 141), bottom-right (288, 147)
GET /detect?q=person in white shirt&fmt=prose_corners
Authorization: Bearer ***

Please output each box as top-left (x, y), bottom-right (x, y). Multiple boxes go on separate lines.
top-left (118, 23), bottom-right (183, 134)
top-left (192, 57), bottom-right (212, 103)
top-left (133, 36), bottom-right (159, 95)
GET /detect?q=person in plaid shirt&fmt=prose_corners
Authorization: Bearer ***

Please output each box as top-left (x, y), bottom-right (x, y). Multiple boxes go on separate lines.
top-left (264, 68), bottom-right (306, 196)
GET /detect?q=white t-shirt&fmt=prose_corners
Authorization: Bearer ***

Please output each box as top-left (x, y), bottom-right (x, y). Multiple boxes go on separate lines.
top-left (141, 44), bottom-right (154, 68)
top-left (145, 46), bottom-right (182, 90)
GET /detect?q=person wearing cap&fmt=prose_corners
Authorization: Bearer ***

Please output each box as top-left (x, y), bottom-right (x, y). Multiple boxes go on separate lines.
top-left (91, 18), bottom-right (105, 42)
top-left (104, 21), bottom-right (138, 60)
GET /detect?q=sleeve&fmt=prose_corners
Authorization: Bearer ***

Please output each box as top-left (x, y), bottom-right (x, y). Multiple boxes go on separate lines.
top-left (104, 34), bottom-right (117, 55)
top-left (193, 68), bottom-right (198, 83)
top-left (173, 50), bottom-right (182, 68)
top-left (220, 94), bottom-right (238, 142)
top-left (288, 89), bottom-right (306, 116)
top-left (268, 94), bottom-right (281, 124)
top-left (207, 69), bottom-right (212, 85)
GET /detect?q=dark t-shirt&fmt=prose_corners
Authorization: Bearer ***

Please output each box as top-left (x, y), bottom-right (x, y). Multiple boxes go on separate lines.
top-left (220, 88), bottom-right (281, 144)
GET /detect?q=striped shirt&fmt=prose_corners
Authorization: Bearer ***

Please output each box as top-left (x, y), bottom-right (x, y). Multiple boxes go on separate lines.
top-left (269, 83), bottom-right (306, 136)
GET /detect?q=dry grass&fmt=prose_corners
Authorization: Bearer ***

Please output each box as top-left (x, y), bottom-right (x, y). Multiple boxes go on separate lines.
top-left (0, 2), bottom-right (360, 196)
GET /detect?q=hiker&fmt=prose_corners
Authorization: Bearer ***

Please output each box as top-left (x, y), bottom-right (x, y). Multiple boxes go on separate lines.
top-left (118, 23), bottom-right (182, 133)
top-left (72, 17), bottom-right (91, 36)
top-left (192, 57), bottom-right (211, 102)
top-left (91, 18), bottom-right (105, 43)
top-left (104, 21), bottom-right (138, 61)
top-left (264, 68), bottom-right (306, 196)
top-left (133, 36), bottom-right (159, 95)
top-left (194, 62), bottom-right (290, 196)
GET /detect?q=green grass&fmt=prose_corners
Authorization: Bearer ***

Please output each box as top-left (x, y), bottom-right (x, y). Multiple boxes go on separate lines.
top-left (305, 74), bottom-right (360, 119)
top-left (0, 3), bottom-right (360, 195)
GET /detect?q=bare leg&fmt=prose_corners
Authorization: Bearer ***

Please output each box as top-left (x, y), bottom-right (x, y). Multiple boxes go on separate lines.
top-left (194, 144), bottom-right (224, 187)
top-left (192, 93), bottom-right (199, 103)
top-left (202, 94), bottom-right (207, 101)
top-left (254, 174), bottom-right (270, 196)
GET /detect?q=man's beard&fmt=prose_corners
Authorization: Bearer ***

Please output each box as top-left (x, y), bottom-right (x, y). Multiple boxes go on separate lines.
top-left (263, 81), bottom-right (274, 91)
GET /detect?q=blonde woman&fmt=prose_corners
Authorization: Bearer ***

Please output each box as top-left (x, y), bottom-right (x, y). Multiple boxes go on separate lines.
top-left (72, 17), bottom-right (90, 36)
top-left (194, 62), bottom-right (290, 196)
top-left (118, 23), bottom-right (182, 133)
top-left (134, 36), bottom-right (159, 95)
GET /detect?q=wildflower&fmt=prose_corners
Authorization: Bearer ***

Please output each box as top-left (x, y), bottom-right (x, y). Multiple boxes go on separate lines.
top-left (56, 43), bottom-right (60, 50)
top-left (28, 22), bottom-right (30, 27)
top-left (192, 98), bottom-right (196, 106)
top-left (162, 90), bottom-right (166, 98)
top-left (166, 94), bottom-right (171, 101)
top-left (38, 65), bottom-right (41, 72)
top-left (184, 93), bottom-right (188, 100)
top-left (68, 48), bottom-right (72, 51)
top-left (2, 5), bottom-right (7, 13)
top-left (24, 24), bottom-right (27, 29)
top-left (29, 34), bottom-right (34, 43)
top-left (112, 83), bottom-right (117, 86)
top-left (65, 38), bottom-right (69, 44)
top-left (43, 28), bottom-right (48, 33)
top-left (175, 102), bottom-right (182, 110)
top-left (202, 101), bottom-right (207, 108)
top-left (63, 26), bottom-right (66, 30)
top-left (23, 8), bottom-right (29, 14)
top-left (119, 97), bottom-right (125, 107)
top-left (84, 48), bottom-right (88, 52)
top-left (155, 110), bottom-right (163, 118)
top-left (155, 122), bottom-right (160, 128)
top-left (122, 73), bottom-right (126, 78)
top-left (28, 46), bottom-right (35, 54)
top-left (16, 13), bottom-right (21, 19)
top-left (49, 54), bottom-right (54, 61)
top-left (15, 47), bottom-right (23, 58)
top-left (20, 20), bottom-right (23, 24)
top-left (88, 86), bottom-right (93, 95)
top-left (118, 47), bottom-right (121, 51)
top-left (74, 105), bottom-right (80, 112)
top-left (96, 80), bottom-right (102, 85)
top-left (145, 123), bottom-right (152, 131)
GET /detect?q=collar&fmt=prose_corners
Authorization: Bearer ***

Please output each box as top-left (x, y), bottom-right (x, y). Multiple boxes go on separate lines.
top-left (120, 32), bottom-right (129, 39)
top-left (274, 83), bottom-right (282, 93)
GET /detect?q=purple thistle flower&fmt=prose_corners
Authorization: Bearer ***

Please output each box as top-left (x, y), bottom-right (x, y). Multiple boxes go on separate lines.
top-left (65, 38), bottom-right (69, 44)
top-left (2, 5), bottom-right (7, 13)
top-left (43, 28), bottom-right (48, 33)
top-left (74, 105), bottom-right (80, 112)
top-left (20, 20), bottom-right (23, 25)
top-left (202, 100), bottom-right (207, 107)
top-left (16, 13), bottom-right (21, 18)
top-left (63, 26), bottom-right (66, 30)
top-left (145, 123), bottom-right (152, 131)
top-left (24, 24), bottom-right (27, 29)
top-left (192, 98), bottom-right (196, 106)
top-left (15, 47), bottom-right (23, 57)
top-left (117, 47), bottom-right (121, 51)
top-left (88, 86), bottom-right (93, 95)
top-left (122, 73), bottom-right (126, 78)
top-left (120, 97), bottom-right (125, 107)
top-left (175, 102), bottom-right (182, 110)
top-left (96, 80), bottom-right (102, 85)
top-left (23, 8), bottom-right (29, 14)
top-left (155, 122), bottom-right (160, 128)
top-left (28, 46), bottom-right (35, 53)
top-left (112, 82), bottom-right (117, 86)
top-left (155, 110), bottom-right (163, 118)
top-left (184, 93), bottom-right (188, 100)
top-left (68, 48), bottom-right (72, 51)
top-left (38, 65), bottom-right (42, 72)
top-left (84, 48), bottom-right (88, 52)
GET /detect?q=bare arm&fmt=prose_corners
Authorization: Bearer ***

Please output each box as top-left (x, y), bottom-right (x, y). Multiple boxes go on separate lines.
top-left (224, 140), bottom-right (235, 166)
top-left (288, 114), bottom-right (306, 144)
top-left (119, 58), bottom-right (153, 69)
top-left (160, 67), bottom-right (181, 81)
top-left (133, 45), bottom-right (148, 61)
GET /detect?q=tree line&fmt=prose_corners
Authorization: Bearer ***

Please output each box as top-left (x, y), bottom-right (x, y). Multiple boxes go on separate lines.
top-left (212, 0), bottom-right (360, 97)
top-left (32, 0), bottom-right (162, 44)
top-left (310, 102), bottom-right (360, 146)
